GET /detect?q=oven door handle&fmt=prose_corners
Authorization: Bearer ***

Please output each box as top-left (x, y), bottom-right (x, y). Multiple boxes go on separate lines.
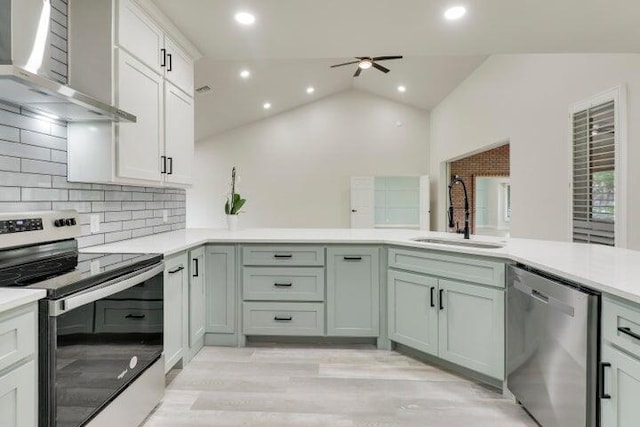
top-left (49, 263), bottom-right (165, 316)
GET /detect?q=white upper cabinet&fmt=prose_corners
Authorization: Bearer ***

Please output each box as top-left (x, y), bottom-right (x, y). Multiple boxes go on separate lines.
top-left (116, 49), bottom-right (164, 182)
top-left (165, 82), bottom-right (194, 185)
top-left (164, 36), bottom-right (194, 96)
top-left (117, 0), bottom-right (164, 71)
top-left (67, 0), bottom-right (198, 188)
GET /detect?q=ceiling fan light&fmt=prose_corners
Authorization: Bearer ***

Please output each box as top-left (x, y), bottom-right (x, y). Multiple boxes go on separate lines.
top-left (359, 60), bottom-right (373, 70)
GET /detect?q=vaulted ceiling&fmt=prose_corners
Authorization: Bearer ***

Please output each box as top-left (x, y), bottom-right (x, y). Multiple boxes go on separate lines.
top-left (151, 0), bottom-right (640, 139)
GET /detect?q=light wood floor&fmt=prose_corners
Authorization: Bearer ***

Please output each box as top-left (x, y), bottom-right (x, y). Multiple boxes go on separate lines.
top-left (143, 345), bottom-right (537, 427)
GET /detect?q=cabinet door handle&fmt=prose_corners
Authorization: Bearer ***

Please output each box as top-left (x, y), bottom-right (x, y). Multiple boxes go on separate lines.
top-left (167, 53), bottom-right (173, 71)
top-left (430, 287), bottom-right (436, 308)
top-left (273, 254), bottom-right (292, 259)
top-left (160, 48), bottom-right (167, 67)
top-left (168, 266), bottom-right (184, 274)
top-left (274, 315), bottom-right (292, 321)
top-left (618, 326), bottom-right (640, 342)
top-left (161, 155), bottom-right (166, 174)
top-left (439, 289), bottom-right (445, 310)
top-left (168, 157), bottom-right (173, 175)
top-left (274, 283), bottom-right (292, 287)
top-left (193, 258), bottom-right (199, 277)
top-left (599, 362), bottom-right (611, 399)
top-left (343, 256), bottom-right (362, 261)
top-left (125, 314), bottom-right (146, 319)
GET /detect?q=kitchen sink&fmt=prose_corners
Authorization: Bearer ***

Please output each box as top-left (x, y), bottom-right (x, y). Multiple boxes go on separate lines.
top-left (411, 237), bottom-right (506, 249)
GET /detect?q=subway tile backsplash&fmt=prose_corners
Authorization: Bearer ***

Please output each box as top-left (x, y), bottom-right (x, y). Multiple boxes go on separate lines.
top-left (0, 104), bottom-right (186, 248)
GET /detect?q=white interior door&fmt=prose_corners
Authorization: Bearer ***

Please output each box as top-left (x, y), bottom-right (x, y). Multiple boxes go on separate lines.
top-left (419, 175), bottom-right (431, 230)
top-left (350, 176), bottom-right (374, 228)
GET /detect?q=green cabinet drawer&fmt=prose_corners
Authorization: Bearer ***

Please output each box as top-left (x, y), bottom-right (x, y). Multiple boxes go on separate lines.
top-left (242, 302), bottom-right (325, 336)
top-left (243, 267), bottom-right (325, 301)
top-left (242, 246), bottom-right (325, 266)
top-left (0, 304), bottom-right (36, 374)
top-left (603, 297), bottom-right (640, 359)
top-left (388, 247), bottom-right (505, 288)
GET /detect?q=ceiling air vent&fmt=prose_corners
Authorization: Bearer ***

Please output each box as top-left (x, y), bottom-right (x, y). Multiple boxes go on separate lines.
top-left (196, 85), bottom-right (212, 95)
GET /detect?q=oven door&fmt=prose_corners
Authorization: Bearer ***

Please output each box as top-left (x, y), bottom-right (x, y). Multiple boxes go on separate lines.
top-left (41, 263), bottom-right (164, 427)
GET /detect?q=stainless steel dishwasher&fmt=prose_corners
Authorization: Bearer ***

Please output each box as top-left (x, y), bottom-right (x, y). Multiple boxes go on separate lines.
top-left (507, 265), bottom-right (600, 427)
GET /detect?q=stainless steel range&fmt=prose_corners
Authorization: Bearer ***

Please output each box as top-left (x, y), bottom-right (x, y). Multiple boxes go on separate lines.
top-left (0, 210), bottom-right (165, 427)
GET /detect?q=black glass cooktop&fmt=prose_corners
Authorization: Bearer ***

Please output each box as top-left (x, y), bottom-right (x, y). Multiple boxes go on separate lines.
top-left (0, 240), bottom-right (162, 299)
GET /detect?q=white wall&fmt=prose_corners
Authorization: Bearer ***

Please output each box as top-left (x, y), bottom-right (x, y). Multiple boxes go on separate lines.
top-left (188, 90), bottom-right (429, 228)
top-left (430, 54), bottom-right (640, 249)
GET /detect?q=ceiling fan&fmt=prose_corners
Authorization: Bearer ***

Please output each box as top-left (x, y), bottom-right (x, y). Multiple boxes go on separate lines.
top-left (331, 56), bottom-right (403, 77)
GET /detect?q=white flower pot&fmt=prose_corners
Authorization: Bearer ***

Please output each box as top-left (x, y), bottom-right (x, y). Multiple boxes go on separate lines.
top-left (226, 215), bottom-right (238, 231)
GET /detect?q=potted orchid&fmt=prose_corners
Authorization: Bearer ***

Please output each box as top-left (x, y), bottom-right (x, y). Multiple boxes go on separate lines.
top-left (224, 167), bottom-right (246, 231)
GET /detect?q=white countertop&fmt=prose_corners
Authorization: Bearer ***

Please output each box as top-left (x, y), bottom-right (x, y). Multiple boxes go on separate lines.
top-left (0, 288), bottom-right (46, 314)
top-left (83, 228), bottom-right (640, 305)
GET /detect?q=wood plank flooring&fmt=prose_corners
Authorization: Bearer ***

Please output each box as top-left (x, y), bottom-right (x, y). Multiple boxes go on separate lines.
top-left (143, 345), bottom-right (537, 427)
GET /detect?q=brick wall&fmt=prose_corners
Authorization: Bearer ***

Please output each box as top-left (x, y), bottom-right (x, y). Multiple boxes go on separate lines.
top-left (0, 1), bottom-right (185, 248)
top-left (449, 144), bottom-right (510, 234)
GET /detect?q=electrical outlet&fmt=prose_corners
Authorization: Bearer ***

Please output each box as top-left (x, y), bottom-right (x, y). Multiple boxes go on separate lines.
top-left (163, 210), bottom-right (168, 223)
top-left (90, 214), bottom-right (100, 233)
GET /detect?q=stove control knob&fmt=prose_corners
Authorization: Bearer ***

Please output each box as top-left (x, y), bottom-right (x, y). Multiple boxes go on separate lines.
top-left (54, 219), bottom-right (65, 227)
top-left (65, 218), bottom-right (76, 226)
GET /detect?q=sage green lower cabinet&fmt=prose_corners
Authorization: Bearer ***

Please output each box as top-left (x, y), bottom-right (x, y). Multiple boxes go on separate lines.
top-left (0, 303), bottom-right (38, 427)
top-left (164, 252), bottom-right (188, 373)
top-left (388, 270), bottom-right (439, 356)
top-left (0, 359), bottom-right (36, 427)
top-left (243, 302), bottom-right (325, 336)
top-left (438, 279), bottom-right (504, 380)
top-left (188, 247), bottom-right (206, 353)
top-left (205, 246), bottom-right (236, 334)
top-left (326, 247), bottom-right (380, 337)
top-left (601, 343), bottom-right (640, 427)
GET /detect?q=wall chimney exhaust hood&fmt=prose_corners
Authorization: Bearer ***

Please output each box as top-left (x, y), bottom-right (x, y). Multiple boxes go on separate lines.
top-left (0, 0), bottom-right (136, 123)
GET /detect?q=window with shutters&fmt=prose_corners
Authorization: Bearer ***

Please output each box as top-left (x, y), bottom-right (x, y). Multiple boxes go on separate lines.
top-left (570, 88), bottom-right (627, 247)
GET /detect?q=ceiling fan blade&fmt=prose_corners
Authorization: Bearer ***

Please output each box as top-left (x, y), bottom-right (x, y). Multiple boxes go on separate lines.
top-left (372, 55), bottom-right (403, 62)
top-left (353, 67), bottom-right (362, 78)
top-left (372, 62), bottom-right (391, 73)
top-left (331, 60), bottom-right (361, 68)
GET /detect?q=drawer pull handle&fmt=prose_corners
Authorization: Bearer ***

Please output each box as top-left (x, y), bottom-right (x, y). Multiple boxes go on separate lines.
top-left (430, 286), bottom-right (435, 308)
top-left (599, 362), bottom-right (611, 399)
top-left (343, 256), bottom-right (362, 261)
top-left (274, 254), bottom-right (293, 259)
top-left (618, 326), bottom-right (640, 342)
top-left (168, 266), bottom-right (184, 274)
top-left (274, 283), bottom-right (293, 287)
top-left (439, 289), bottom-right (445, 310)
top-left (126, 314), bottom-right (146, 320)
top-left (274, 315), bottom-right (293, 321)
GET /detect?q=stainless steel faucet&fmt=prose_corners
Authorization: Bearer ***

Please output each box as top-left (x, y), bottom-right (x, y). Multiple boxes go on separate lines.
top-left (448, 175), bottom-right (470, 239)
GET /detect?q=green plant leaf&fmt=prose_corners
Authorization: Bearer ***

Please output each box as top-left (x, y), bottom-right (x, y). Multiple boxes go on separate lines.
top-left (224, 199), bottom-right (230, 214)
top-left (232, 198), bottom-right (246, 214)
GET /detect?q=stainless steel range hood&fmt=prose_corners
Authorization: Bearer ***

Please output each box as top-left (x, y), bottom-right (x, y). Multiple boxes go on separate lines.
top-left (0, 0), bottom-right (136, 123)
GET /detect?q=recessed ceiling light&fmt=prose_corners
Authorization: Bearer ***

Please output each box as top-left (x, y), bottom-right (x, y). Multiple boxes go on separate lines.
top-left (263, 102), bottom-right (272, 110)
top-left (306, 87), bottom-right (315, 94)
top-left (240, 69), bottom-right (251, 79)
top-left (444, 6), bottom-right (466, 20)
top-left (359, 60), bottom-right (373, 70)
top-left (234, 11), bottom-right (256, 25)
top-left (397, 85), bottom-right (407, 93)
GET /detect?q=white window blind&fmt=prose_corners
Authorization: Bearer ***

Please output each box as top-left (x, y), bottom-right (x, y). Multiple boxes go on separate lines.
top-left (572, 100), bottom-right (616, 246)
